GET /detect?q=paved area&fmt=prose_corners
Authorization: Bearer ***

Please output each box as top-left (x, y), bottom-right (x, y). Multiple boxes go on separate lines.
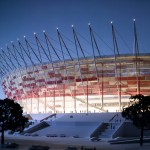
top-left (1, 135), bottom-right (150, 150)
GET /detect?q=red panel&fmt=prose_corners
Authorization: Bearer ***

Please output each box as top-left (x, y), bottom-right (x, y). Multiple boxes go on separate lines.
top-left (60, 66), bottom-right (66, 70)
top-left (88, 77), bottom-right (97, 81)
top-left (26, 90), bottom-right (32, 94)
top-left (47, 81), bottom-right (55, 85)
top-left (23, 77), bottom-right (35, 81)
top-left (80, 68), bottom-right (89, 71)
top-left (116, 77), bottom-right (127, 80)
top-left (127, 81), bottom-right (137, 85)
top-left (139, 76), bottom-right (146, 80)
top-left (140, 81), bottom-right (150, 86)
top-left (140, 89), bottom-right (150, 92)
top-left (48, 72), bottom-right (55, 77)
top-left (57, 80), bottom-right (63, 84)
top-left (22, 83), bottom-right (36, 88)
top-left (47, 81), bottom-right (63, 85)
top-left (62, 76), bottom-right (75, 80)
top-left (120, 85), bottom-right (128, 88)
top-left (30, 83), bottom-right (36, 86)
top-left (48, 73), bottom-right (62, 77)
top-left (76, 79), bottom-right (82, 82)
top-left (37, 79), bottom-right (45, 82)
top-left (127, 77), bottom-right (138, 80)
top-left (62, 77), bottom-right (68, 80)
top-left (34, 70), bottom-right (39, 73)
top-left (41, 65), bottom-right (48, 69)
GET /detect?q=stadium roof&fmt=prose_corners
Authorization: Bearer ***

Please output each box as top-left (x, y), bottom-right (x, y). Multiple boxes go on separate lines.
top-left (0, 21), bottom-right (149, 79)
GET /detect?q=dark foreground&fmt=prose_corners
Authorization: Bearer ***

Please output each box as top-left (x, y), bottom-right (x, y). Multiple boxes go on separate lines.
top-left (1, 135), bottom-right (150, 150)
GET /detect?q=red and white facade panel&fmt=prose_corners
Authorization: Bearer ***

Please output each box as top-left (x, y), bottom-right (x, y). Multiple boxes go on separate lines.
top-left (1, 55), bottom-right (150, 113)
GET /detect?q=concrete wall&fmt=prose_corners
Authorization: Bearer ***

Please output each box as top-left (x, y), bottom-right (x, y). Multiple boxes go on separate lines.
top-left (112, 121), bottom-right (150, 138)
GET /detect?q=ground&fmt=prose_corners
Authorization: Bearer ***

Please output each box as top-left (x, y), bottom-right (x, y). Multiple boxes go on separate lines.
top-left (0, 134), bottom-right (150, 150)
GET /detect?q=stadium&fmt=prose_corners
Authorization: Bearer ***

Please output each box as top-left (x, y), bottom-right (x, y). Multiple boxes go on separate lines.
top-left (0, 22), bottom-right (150, 114)
top-left (1, 22), bottom-right (150, 145)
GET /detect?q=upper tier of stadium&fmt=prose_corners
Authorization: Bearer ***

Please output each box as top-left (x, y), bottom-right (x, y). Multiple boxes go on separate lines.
top-left (0, 22), bottom-right (147, 79)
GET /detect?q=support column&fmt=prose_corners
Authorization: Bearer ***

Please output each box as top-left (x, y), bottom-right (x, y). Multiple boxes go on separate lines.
top-left (54, 86), bottom-right (56, 113)
top-left (101, 63), bottom-right (104, 109)
top-left (86, 78), bottom-right (88, 113)
top-left (118, 62), bottom-right (122, 111)
top-left (44, 91), bottom-right (46, 113)
top-left (63, 84), bottom-right (65, 113)
top-left (37, 96), bottom-right (39, 113)
top-left (74, 83), bottom-right (77, 113)
top-left (30, 98), bottom-right (33, 113)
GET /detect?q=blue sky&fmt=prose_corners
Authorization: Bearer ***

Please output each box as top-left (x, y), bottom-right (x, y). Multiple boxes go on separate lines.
top-left (0, 0), bottom-right (150, 98)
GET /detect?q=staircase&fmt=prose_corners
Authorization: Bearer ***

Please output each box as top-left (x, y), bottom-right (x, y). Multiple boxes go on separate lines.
top-left (99, 122), bottom-right (120, 138)
top-left (91, 113), bottom-right (123, 138)
top-left (23, 121), bottom-right (50, 134)
top-left (90, 122), bottom-right (109, 138)
top-left (91, 122), bottom-right (121, 138)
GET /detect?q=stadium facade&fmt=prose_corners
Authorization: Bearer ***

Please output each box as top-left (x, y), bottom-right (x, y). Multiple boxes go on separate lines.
top-left (0, 23), bottom-right (150, 114)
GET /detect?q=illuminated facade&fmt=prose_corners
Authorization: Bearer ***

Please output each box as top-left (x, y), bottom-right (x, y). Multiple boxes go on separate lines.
top-left (0, 23), bottom-right (150, 113)
top-left (1, 54), bottom-right (150, 113)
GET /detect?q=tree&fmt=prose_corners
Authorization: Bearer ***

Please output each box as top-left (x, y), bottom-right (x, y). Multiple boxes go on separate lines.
top-left (0, 98), bottom-right (28, 145)
top-left (122, 94), bottom-right (150, 146)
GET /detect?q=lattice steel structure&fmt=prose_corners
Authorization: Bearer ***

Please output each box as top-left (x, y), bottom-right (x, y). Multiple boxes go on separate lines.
top-left (0, 22), bottom-right (150, 113)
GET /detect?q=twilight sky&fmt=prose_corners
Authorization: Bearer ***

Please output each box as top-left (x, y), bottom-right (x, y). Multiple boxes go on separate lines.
top-left (0, 0), bottom-right (150, 98)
